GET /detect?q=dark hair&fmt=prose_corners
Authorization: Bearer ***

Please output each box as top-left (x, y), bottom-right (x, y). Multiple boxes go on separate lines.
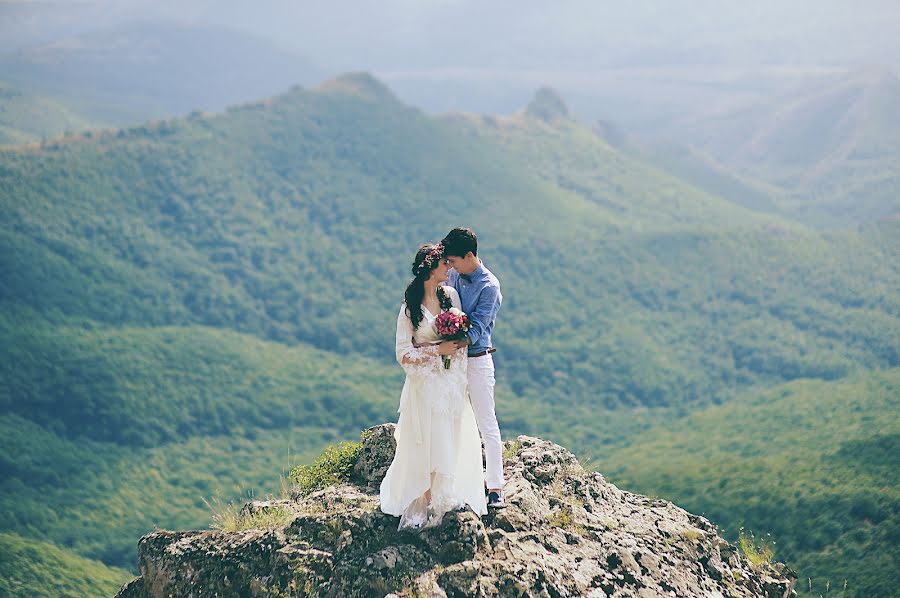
top-left (442, 227), bottom-right (477, 258)
top-left (404, 243), bottom-right (442, 330)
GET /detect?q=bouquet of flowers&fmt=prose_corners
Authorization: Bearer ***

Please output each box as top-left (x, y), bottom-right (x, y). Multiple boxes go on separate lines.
top-left (434, 308), bottom-right (470, 369)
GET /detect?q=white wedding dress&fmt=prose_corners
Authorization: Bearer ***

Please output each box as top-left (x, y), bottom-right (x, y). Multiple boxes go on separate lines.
top-left (379, 286), bottom-right (488, 529)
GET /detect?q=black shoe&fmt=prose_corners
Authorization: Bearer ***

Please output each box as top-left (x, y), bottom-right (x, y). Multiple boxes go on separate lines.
top-left (487, 491), bottom-right (506, 508)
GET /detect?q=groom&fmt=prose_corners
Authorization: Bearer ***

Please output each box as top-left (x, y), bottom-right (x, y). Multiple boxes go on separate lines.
top-left (441, 227), bottom-right (505, 508)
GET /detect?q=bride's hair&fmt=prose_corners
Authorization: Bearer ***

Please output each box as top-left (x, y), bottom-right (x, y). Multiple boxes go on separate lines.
top-left (405, 243), bottom-right (442, 329)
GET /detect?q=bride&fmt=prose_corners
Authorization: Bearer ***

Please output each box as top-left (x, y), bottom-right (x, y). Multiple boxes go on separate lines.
top-left (379, 242), bottom-right (488, 529)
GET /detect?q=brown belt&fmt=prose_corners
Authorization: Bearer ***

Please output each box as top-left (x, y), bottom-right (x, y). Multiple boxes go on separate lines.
top-left (468, 348), bottom-right (497, 358)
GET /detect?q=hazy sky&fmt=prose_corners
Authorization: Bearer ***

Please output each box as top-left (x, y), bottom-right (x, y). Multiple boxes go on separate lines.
top-left (3, 0), bottom-right (900, 71)
top-left (2, 0), bottom-right (898, 130)
top-left (167, 1), bottom-right (900, 70)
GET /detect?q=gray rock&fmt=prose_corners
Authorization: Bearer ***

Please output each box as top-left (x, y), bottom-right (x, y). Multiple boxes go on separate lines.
top-left (352, 423), bottom-right (397, 490)
top-left (117, 425), bottom-right (797, 597)
top-left (114, 576), bottom-right (143, 597)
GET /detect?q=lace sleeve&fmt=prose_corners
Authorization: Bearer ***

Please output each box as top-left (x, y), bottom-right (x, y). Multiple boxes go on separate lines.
top-left (396, 304), bottom-right (440, 374)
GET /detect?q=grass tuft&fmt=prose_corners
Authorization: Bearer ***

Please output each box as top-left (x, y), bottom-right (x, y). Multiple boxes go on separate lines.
top-left (289, 440), bottom-right (362, 496)
top-left (737, 527), bottom-right (775, 567)
top-left (807, 578), bottom-right (849, 598)
top-left (680, 527), bottom-right (703, 543)
top-left (204, 492), bottom-right (295, 532)
top-left (503, 438), bottom-right (523, 461)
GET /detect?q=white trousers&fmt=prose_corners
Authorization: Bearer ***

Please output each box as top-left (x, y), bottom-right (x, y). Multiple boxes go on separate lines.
top-left (467, 354), bottom-right (505, 490)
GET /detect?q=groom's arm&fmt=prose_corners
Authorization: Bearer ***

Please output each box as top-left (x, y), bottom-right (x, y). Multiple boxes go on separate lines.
top-left (463, 285), bottom-right (501, 348)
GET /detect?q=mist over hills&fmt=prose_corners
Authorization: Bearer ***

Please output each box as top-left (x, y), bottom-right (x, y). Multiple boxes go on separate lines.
top-left (0, 20), bottom-right (321, 134)
top-left (7, 1), bottom-right (900, 68)
top-left (610, 66), bottom-right (900, 227)
top-left (1, 71), bottom-right (898, 595)
top-left (658, 67), bottom-right (900, 223)
top-left (4, 1), bottom-right (900, 137)
top-left (672, 67), bottom-right (900, 168)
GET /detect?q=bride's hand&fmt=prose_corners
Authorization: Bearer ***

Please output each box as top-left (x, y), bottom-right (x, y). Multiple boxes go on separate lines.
top-left (437, 341), bottom-right (458, 356)
top-left (412, 338), bottom-right (440, 349)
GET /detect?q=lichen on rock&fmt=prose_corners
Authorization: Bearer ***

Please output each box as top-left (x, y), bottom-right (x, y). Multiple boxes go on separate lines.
top-left (117, 424), bottom-right (797, 597)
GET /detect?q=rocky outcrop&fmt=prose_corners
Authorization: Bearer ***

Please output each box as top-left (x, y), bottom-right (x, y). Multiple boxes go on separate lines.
top-left (525, 87), bottom-right (570, 122)
top-left (117, 425), bottom-right (796, 597)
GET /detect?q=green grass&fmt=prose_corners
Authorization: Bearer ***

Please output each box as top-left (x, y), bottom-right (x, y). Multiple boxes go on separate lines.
top-left (289, 439), bottom-right (363, 496)
top-left (206, 496), bottom-right (296, 532)
top-left (503, 438), bottom-right (523, 461)
top-left (547, 505), bottom-right (575, 530)
top-left (737, 528), bottom-right (775, 568)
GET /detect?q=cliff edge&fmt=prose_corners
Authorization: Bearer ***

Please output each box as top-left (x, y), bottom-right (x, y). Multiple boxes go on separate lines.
top-left (117, 424), bottom-right (796, 597)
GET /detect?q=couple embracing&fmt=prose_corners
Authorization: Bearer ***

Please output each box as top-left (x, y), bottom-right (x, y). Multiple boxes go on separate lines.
top-left (379, 227), bottom-right (505, 529)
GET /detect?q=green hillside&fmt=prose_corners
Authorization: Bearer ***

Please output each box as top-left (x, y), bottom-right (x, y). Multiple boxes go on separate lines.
top-left (667, 67), bottom-right (900, 225)
top-left (1, 307), bottom-right (402, 446)
top-left (1, 72), bottom-right (898, 589)
top-left (0, 309), bottom-right (401, 568)
top-left (2, 74), bottom-right (896, 417)
top-left (629, 140), bottom-right (785, 216)
top-left (1, 408), bottom-right (332, 570)
top-left (0, 532), bottom-right (132, 597)
top-left (0, 82), bottom-right (96, 146)
top-left (597, 370), bottom-right (900, 597)
top-left (0, 309), bottom-right (666, 570)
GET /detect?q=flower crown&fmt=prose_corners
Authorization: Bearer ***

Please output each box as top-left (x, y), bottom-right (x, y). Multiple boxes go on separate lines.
top-left (414, 242), bottom-right (445, 276)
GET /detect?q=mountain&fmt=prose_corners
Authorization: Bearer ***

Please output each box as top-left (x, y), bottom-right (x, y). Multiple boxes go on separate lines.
top-left (598, 370), bottom-right (900, 597)
top-left (674, 67), bottom-right (900, 176)
top-left (0, 82), bottom-right (97, 146)
top-left (4, 75), bottom-right (896, 420)
top-left (625, 139), bottom-right (784, 216)
top-left (663, 67), bottom-right (900, 225)
top-left (115, 428), bottom-right (798, 597)
top-left (1, 73), bottom-right (897, 591)
top-left (0, 20), bottom-right (322, 128)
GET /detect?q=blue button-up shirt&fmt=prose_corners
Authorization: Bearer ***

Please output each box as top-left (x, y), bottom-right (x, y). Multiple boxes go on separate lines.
top-left (446, 261), bottom-right (502, 357)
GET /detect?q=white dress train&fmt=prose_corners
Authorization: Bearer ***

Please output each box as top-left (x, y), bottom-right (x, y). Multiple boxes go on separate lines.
top-left (379, 287), bottom-right (488, 529)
